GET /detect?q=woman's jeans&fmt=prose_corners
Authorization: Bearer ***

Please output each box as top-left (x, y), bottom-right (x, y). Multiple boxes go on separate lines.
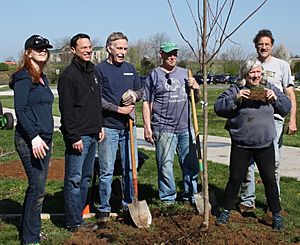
top-left (64, 135), bottom-right (97, 228)
top-left (15, 135), bottom-right (52, 245)
top-left (153, 130), bottom-right (199, 203)
top-left (97, 126), bottom-right (138, 212)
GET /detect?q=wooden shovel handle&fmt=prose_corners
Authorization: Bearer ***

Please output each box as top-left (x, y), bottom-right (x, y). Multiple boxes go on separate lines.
top-left (188, 70), bottom-right (199, 138)
top-left (129, 118), bottom-right (138, 199)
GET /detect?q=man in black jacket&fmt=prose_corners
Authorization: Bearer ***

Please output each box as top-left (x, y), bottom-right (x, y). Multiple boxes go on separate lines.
top-left (58, 33), bottom-right (104, 231)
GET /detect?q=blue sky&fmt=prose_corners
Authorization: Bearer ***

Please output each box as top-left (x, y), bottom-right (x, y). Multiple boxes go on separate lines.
top-left (1, 0), bottom-right (299, 61)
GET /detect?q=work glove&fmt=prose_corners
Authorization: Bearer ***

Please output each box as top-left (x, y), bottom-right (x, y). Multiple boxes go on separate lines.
top-left (31, 135), bottom-right (49, 159)
top-left (121, 89), bottom-right (137, 105)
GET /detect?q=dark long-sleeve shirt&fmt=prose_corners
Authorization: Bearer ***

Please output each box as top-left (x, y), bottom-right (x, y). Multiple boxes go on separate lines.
top-left (9, 69), bottom-right (54, 142)
top-left (95, 60), bottom-right (142, 129)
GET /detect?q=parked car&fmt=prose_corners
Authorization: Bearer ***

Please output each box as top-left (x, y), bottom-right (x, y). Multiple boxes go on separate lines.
top-left (193, 74), bottom-right (212, 84)
top-left (227, 75), bottom-right (238, 84)
top-left (212, 74), bottom-right (227, 84)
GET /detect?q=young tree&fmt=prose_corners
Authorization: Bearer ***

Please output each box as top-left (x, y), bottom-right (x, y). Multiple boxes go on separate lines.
top-left (167, 0), bottom-right (267, 229)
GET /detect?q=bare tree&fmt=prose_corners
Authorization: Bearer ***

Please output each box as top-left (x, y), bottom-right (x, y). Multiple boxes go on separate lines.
top-left (52, 36), bottom-right (71, 49)
top-left (273, 44), bottom-right (291, 62)
top-left (148, 31), bottom-right (170, 65)
top-left (167, 0), bottom-right (267, 229)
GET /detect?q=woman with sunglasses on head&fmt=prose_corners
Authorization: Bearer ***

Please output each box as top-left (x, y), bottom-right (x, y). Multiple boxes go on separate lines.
top-left (9, 35), bottom-right (54, 245)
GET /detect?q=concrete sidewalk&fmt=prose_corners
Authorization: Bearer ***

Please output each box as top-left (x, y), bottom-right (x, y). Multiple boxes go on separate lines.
top-left (3, 107), bottom-right (300, 181)
top-left (135, 127), bottom-right (300, 181)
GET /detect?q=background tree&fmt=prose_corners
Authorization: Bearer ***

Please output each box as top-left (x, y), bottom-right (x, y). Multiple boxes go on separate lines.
top-left (219, 46), bottom-right (246, 75)
top-left (273, 44), bottom-right (291, 62)
top-left (167, 0), bottom-right (267, 229)
top-left (148, 31), bottom-right (170, 66)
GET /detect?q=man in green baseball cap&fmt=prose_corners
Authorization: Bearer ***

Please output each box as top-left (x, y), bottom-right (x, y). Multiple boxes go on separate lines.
top-left (143, 41), bottom-right (201, 206)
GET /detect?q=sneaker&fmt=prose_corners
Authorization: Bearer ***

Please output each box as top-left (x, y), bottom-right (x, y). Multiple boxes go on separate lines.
top-left (216, 210), bottom-right (230, 226)
top-left (272, 212), bottom-right (284, 230)
top-left (96, 212), bottom-right (110, 222)
top-left (68, 221), bottom-right (98, 232)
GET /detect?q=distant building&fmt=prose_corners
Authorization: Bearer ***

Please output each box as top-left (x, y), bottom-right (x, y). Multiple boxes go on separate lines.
top-left (3, 61), bottom-right (16, 65)
top-left (49, 44), bottom-right (107, 64)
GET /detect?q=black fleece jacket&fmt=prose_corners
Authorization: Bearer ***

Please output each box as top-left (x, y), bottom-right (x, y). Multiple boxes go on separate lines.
top-left (58, 58), bottom-right (103, 145)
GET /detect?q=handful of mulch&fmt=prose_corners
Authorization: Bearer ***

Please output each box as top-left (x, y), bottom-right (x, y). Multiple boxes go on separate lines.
top-left (249, 86), bottom-right (267, 102)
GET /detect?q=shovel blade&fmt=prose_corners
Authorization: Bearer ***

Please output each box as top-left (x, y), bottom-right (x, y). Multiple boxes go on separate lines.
top-left (128, 200), bottom-right (152, 228)
top-left (194, 193), bottom-right (205, 214)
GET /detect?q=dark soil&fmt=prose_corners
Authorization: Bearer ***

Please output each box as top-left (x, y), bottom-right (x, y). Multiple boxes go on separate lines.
top-left (0, 159), bottom-right (296, 245)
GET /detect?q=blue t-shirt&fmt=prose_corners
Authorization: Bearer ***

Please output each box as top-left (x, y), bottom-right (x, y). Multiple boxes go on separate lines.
top-left (143, 66), bottom-right (191, 133)
top-left (95, 60), bottom-right (142, 129)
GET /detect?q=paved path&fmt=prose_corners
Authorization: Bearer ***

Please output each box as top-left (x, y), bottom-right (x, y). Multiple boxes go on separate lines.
top-left (3, 107), bottom-right (300, 181)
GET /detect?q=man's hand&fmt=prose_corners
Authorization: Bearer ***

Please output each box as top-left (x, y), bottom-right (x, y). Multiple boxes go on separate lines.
top-left (99, 128), bottom-right (105, 142)
top-left (31, 135), bottom-right (49, 159)
top-left (121, 89), bottom-right (137, 105)
top-left (72, 139), bottom-right (83, 152)
top-left (144, 127), bottom-right (154, 145)
top-left (117, 105), bottom-right (135, 115)
top-left (188, 77), bottom-right (200, 90)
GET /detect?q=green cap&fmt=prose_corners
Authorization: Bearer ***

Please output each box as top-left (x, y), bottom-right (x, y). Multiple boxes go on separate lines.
top-left (160, 42), bottom-right (179, 53)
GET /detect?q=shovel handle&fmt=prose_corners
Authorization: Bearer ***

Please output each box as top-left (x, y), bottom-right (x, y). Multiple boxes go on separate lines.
top-left (129, 118), bottom-right (138, 199)
top-left (188, 70), bottom-right (203, 186)
top-left (188, 70), bottom-right (199, 135)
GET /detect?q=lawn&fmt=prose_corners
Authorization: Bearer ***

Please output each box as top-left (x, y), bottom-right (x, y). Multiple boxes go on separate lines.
top-left (0, 85), bottom-right (300, 244)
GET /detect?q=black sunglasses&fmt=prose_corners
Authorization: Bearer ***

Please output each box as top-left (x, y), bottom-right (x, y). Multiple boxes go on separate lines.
top-left (33, 36), bottom-right (50, 45)
top-left (165, 73), bottom-right (172, 85)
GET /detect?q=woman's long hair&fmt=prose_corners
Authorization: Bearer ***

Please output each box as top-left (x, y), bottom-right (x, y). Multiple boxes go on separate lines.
top-left (15, 49), bottom-right (50, 83)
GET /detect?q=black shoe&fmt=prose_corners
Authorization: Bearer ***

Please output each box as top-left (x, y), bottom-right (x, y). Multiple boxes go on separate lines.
top-left (216, 210), bottom-right (230, 226)
top-left (68, 222), bottom-right (98, 232)
top-left (96, 212), bottom-right (110, 222)
top-left (272, 212), bottom-right (284, 230)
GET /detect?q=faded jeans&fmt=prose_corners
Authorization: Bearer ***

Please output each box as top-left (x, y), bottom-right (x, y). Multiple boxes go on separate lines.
top-left (240, 118), bottom-right (283, 207)
top-left (97, 126), bottom-right (138, 212)
top-left (153, 130), bottom-right (199, 203)
top-left (64, 135), bottom-right (97, 228)
top-left (15, 134), bottom-right (52, 245)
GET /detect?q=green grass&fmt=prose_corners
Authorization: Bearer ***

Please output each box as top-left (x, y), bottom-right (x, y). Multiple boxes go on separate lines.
top-left (0, 84), bottom-right (300, 244)
top-left (0, 148), bottom-right (299, 244)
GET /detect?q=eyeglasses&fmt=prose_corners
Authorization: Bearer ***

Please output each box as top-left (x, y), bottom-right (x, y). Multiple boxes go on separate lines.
top-left (165, 73), bottom-right (172, 85)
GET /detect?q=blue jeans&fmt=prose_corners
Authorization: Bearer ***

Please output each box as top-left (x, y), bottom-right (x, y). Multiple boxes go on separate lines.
top-left (97, 126), bottom-right (138, 212)
top-left (15, 135), bottom-right (52, 245)
top-left (64, 135), bottom-right (97, 227)
top-left (153, 130), bottom-right (199, 203)
top-left (240, 118), bottom-right (283, 207)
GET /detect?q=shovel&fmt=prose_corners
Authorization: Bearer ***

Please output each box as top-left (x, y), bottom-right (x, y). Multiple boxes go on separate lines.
top-left (188, 70), bottom-right (207, 214)
top-left (128, 118), bottom-right (152, 228)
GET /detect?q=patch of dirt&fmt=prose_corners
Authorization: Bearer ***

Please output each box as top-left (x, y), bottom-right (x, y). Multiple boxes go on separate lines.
top-left (0, 159), bottom-right (296, 244)
top-left (65, 209), bottom-right (291, 245)
top-left (0, 158), bottom-right (65, 180)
